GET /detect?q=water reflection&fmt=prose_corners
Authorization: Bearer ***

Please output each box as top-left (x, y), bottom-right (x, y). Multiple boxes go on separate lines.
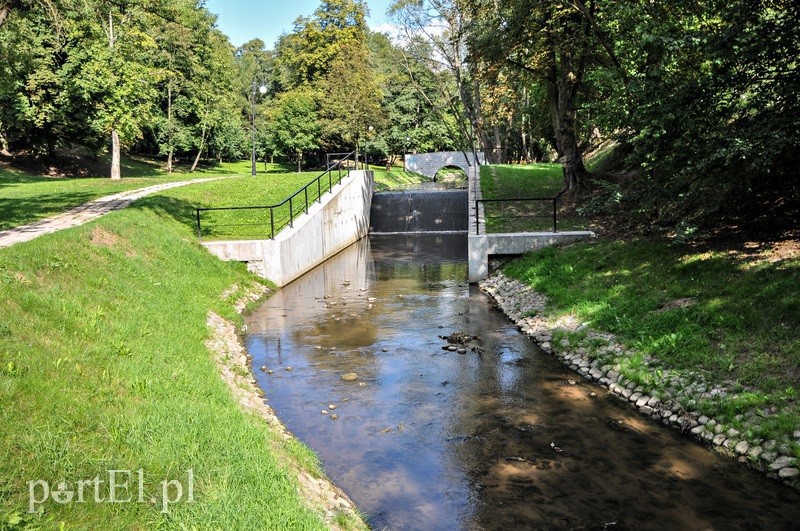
top-left (246, 234), bottom-right (800, 530)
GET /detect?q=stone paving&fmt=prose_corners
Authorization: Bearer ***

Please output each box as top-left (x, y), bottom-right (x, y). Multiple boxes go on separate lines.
top-left (0, 178), bottom-right (221, 249)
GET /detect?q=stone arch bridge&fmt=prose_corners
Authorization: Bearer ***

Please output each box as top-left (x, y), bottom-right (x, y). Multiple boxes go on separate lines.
top-left (405, 151), bottom-right (486, 180)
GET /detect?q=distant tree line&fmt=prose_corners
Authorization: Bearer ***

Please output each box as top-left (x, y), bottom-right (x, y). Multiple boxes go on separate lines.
top-left (1, 0), bottom-right (797, 229)
top-left (0, 0), bottom-right (463, 177)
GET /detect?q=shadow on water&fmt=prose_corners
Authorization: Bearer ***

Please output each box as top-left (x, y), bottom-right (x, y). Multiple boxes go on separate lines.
top-left (245, 234), bottom-right (800, 531)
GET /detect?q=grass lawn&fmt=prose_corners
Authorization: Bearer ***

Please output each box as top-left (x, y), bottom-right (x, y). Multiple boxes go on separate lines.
top-left (1, 156), bottom-right (426, 240)
top-left (0, 156), bottom-right (262, 231)
top-left (480, 164), bottom-right (590, 232)
top-left (163, 167), bottom-right (427, 241)
top-left (370, 168), bottom-right (428, 191)
top-left (0, 198), bottom-right (364, 528)
top-left (503, 239), bottom-right (800, 447)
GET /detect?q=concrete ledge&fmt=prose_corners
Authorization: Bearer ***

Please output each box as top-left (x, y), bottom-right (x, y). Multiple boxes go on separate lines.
top-left (202, 170), bottom-right (373, 287)
top-left (468, 231), bottom-right (595, 282)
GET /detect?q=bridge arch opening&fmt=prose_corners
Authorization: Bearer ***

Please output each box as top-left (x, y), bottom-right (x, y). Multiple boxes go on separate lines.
top-left (433, 165), bottom-right (468, 187)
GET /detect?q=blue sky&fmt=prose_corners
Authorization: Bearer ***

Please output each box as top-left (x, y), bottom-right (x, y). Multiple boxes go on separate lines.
top-left (204, 0), bottom-right (395, 48)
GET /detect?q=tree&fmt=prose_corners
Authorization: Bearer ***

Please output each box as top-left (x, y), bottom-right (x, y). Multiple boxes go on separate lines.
top-left (265, 88), bottom-right (320, 172)
top-left (389, 0), bottom-right (487, 157)
top-left (465, 0), bottom-right (610, 190)
top-left (318, 41), bottom-right (385, 151)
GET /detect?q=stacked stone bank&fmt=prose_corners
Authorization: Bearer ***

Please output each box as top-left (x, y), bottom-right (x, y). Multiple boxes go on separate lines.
top-left (480, 271), bottom-right (800, 487)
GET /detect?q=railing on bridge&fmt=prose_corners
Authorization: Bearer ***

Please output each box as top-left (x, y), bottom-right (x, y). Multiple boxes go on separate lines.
top-left (475, 196), bottom-right (559, 235)
top-left (195, 150), bottom-right (357, 241)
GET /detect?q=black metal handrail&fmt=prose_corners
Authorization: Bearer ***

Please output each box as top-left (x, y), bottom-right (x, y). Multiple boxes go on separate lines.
top-left (475, 197), bottom-right (558, 234)
top-left (195, 150), bottom-right (357, 240)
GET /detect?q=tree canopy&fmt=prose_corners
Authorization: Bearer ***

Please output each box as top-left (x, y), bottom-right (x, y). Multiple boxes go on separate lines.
top-left (1, 0), bottom-right (796, 230)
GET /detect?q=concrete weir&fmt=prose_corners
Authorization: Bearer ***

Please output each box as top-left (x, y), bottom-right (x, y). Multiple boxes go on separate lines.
top-left (369, 189), bottom-right (468, 233)
top-left (202, 170), bottom-right (373, 287)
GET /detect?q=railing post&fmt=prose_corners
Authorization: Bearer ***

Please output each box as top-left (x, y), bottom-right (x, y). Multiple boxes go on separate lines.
top-left (553, 198), bottom-right (557, 233)
top-left (195, 208), bottom-right (202, 239)
top-left (269, 207), bottom-right (275, 239)
top-left (304, 187), bottom-right (309, 214)
top-left (289, 197), bottom-right (294, 227)
top-left (329, 170), bottom-right (332, 193)
top-left (317, 176), bottom-right (322, 203)
top-left (475, 200), bottom-right (480, 235)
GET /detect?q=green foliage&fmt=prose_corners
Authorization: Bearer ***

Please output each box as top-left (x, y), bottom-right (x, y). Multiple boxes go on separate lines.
top-left (264, 88), bottom-right (321, 170)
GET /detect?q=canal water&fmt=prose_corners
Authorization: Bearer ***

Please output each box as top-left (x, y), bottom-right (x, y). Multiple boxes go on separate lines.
top-left (245, 233), bottom-right (800, 530)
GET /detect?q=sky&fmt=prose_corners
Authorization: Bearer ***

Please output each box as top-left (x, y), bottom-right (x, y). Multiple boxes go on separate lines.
top-left (203, 0), bottom-right (396, 49)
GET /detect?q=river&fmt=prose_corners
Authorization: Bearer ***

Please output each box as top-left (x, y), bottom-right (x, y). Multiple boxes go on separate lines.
top-left (245, 233), bottom-right (800, 530)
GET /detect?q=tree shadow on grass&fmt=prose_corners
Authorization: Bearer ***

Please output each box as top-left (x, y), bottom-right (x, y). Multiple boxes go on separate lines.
top-left (0, 191), bottom-right (98, 230)
top-left (130, 195), bottom-right (200, 233)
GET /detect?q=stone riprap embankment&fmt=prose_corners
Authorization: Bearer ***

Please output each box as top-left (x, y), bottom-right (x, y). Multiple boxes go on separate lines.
top-left (479, 271), bottom-right (800, 488)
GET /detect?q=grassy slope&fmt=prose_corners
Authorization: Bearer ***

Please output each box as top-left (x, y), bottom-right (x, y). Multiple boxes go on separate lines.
top-left (162, 167), bottom-right (427, 240)
top-left (479, 164), bottom-right (588, 232)
top-left (503, 239), bottom-right (800, 445)
top-left (0, 199), bottom-right (338, 528)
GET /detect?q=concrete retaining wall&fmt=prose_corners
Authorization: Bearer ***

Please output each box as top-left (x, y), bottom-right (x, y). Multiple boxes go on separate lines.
top-left (202, 170), bottom-right (373, 287)
top-left (405, 151), bottom-right (486, 180)
top-left (468, 231), bottom-right (596, 282)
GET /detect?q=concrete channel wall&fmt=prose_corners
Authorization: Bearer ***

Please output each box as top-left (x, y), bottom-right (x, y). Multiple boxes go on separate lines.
top-left (202, 170), bottom-right (373, 287)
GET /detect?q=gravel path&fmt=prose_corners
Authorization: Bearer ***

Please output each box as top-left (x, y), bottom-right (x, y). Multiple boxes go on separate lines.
top-left (0, 178), bottom-right (220, 249)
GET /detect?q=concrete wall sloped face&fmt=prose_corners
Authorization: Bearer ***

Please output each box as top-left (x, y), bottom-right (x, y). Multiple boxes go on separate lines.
top-left (202, 170), bottom-right (373, 287)
top-left (370, 190), bottom-right (468, 232)
top-left (405, 151), bottom-right (486, 180)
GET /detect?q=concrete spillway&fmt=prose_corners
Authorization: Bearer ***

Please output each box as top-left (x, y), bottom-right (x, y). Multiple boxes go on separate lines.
top-left (369, 190), bottom-right (468, 233)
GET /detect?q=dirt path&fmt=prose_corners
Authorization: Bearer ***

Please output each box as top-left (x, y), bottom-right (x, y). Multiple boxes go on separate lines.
top-left (0, 178), bottom-right (221, 249)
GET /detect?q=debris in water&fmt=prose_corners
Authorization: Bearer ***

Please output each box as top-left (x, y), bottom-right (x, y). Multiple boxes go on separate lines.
top-left (550, 442), bottom-right (563, 453)
top-left (341, 373), bottom-right (358, 381)
top-left (285, 366), bottom-right (293, 372)
top-left (328, 404), bottom-right (337, 410)
top-left (330, 414), bottom-right (339, 420)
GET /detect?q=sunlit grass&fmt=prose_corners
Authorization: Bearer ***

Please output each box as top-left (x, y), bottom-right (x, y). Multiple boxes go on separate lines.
top-left (504, 238), bottom-right (800, 443)
top-left (0, 202), bottom-right (345, 528)
top-left (479, 164), bottom-right (590, 232)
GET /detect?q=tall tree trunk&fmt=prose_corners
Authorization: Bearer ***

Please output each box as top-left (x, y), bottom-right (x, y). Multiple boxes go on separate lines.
top-left (0, 126), bottom-right (11, 156)
top-left (546, 60), bottom-right (589, 191)
top-left (166, 78), bottom-right (173, 173)
top-left (190, 125), bottom-right (207, 172)
top-left (0, 1), bottom-right (18, 28)
top-left (111, 129), bottom-right (121, 180)
top-left (297, 151), bottom-right (302, 173)
top-left (492, 125), bottom-right (502, 164)
top-left (108, 10), bottom-right (121, 180)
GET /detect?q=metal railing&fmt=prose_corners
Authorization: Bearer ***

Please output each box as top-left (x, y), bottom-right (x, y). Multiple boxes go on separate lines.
top-left (475, 197), bottom-right (558, 234)
top-left (195, 150), bottom-right (357, 240)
